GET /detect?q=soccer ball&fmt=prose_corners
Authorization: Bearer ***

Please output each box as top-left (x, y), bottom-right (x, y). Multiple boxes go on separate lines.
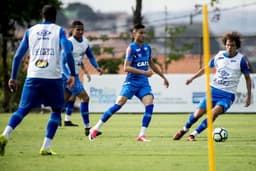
top-left (212, 127), bottom-right (228, 142)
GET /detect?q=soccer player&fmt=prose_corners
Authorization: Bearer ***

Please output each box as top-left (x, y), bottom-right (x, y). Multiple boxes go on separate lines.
top-left (62, 20), bottom-right (103, 137)
top-left (0, 5), bottom-right (76, 156)
top-left (88, 24), bottom-right (169, 142)
top-left (173, 32), bottom-right (251, 141)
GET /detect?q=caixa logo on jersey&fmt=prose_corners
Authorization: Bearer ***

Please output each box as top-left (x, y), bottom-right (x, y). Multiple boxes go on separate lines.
top-left (37, 29), bottom-right (51, 40)
top-left (35, 59), bottom-right (49, 68)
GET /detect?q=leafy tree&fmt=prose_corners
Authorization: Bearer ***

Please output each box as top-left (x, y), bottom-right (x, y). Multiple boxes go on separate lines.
top-left (0, 0), bottom-right (61, 112)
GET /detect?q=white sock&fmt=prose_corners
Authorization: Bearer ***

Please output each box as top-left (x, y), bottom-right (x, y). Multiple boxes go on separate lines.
top-left (85, 123), bottom-right (91, 128)
top-left (65, 115), bottom-right (71, 122)
top-left (93, 120), bottom-right (104, 131)
top-left (183, 126), bottom-right (189, 132)
top-left (138, 127), bottom-right (147, 137)
top-left (41, 137), bottom-right (52, 150)
top-left (191, 130), bottom-right (198, 136)
top-left (3, 126), bottom-right (13, 140)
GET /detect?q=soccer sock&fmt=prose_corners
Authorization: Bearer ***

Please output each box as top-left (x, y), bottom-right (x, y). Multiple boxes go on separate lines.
top-left (142, 104), bottom-right (154, 127)
top-left (65, 101), bottom-right (75, 121)
top-left (184, 112), bottom-right (198, 130)
top-left (2, 126), bottom-right (13, 140)
top-left (139, 127), bottom-right (147, 137)
top-left (80, 102), bottom-right (90, 128)
top-left (45, 112), bottom-right (61, 139)
top-left (101, 104), bottom-right (121, 122)
top-left (93, 120), bottom-right (104, 131)
top-left (8, 108), bottom-right (29, 129)
top-left (195, 118), bottom-right (208, 134)
top-left (41, 137), bottom-right (52, 150)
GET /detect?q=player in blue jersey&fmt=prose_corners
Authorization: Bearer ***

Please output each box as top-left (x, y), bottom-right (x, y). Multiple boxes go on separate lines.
top-left (62, 20), bottom-right (103, 137)
top-left (0, 5), bottom-right (76, 156)
top-left (173, 32), bottom-right (251, 141)
top-left (88, 24), bottom-right (169, 142)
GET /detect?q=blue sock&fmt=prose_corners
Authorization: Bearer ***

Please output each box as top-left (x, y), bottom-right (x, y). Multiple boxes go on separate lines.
top-left (65, 101), bottom-right (75, 116)
top-left (46, 112), bottom-right (61, 139)
top-left (80, 102), bottom-right (89, 125)
top-left (142, 104), bottom-right (154, 127)
top-left (185, 113), bottom-right (198, 129)
top-left (8, 108), bottom-right (29, 129)
top-left (195, 119), bottom-right (208, 134)
top-left (101, 104), bottom-right (121, 122)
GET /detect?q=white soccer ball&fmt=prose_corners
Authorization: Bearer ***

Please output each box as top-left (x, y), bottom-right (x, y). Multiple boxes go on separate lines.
top-left (213, 127), bottom-right (228, 142)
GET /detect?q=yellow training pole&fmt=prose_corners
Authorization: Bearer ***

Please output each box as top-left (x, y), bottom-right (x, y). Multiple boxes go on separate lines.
top-left (202, 4), bottom-right (216, 171)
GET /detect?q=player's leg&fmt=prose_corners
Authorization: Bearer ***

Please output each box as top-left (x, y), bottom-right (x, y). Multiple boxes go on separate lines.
top-left (64, 96), bottom-right (78, 126)
top-left (40, 79), bottom-right (63, 155)
top-left (137, 94), bottom-right (154, 142)
top-left (173, 97), bottom-right (207, 140)
top-left (88, 84), bottom-right (134, 141)
top-left (0, 79), bottom-right (37, 156)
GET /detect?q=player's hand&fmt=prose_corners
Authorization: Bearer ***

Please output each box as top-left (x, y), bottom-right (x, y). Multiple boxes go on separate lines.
top-left (244, 96), bottom-right (251, 107)
top-left (144, 70), bottom-right (154, 77)
top-left (163, 77), bottom-right (169, 88)
top-left (97, 68), bottom-right (103, 75)
top-left (8, 79), bottom-right (18, 93)
top-left (186, 78), bottom-right (193, 85)
top-left (86, 74), bottom-right (91, 82)
top-left (66, 76), bottom-right (75, 88)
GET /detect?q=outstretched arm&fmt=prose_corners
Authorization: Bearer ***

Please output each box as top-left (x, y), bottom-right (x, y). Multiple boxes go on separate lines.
top-left (244, 74), bottom-right (251, 107)
top-left (186, 67), bottom-right (205, 85)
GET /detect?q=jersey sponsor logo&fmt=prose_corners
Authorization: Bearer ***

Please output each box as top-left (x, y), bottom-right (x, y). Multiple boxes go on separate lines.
top-left (36, 29), bottom-right (51, 40)
top-left (35, 59), bottom-right (49, 68)
top-left (137, 61), bottom-right (149, 67)
top-left (33, 48), bottom-right (55, 56)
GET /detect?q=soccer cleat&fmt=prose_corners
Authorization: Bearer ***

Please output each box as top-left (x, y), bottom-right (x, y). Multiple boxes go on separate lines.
top-left (0, 135), bottom-right (8, 156)
top-left (186, 135), bottom-right (196, 141)
top-left (64, 121), bottom-right (79, 127)
top-left (40, 148), bottom-right (57, 155)
top-left (85, 128), bottom-right (102, 136)
top-left (173, 129), bottom-right (188, 140)
top-left (136, 135), bottom-right (151, 142)
top-left (88, 129), bottom-right (100, 141)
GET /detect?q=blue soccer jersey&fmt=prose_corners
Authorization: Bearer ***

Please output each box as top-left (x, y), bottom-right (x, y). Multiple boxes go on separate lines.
top-left (124, 42), bottom-right (151, 87)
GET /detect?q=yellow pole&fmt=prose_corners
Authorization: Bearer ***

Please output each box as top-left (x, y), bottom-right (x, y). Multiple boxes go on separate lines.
top-left (202, 4), bottom-right (216, 171)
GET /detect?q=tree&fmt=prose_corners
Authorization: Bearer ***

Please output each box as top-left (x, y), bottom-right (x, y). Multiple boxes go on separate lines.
top-left (0, 0), bottom-right (61, 112)
top-left (132, 0), bottom-right (143, 25)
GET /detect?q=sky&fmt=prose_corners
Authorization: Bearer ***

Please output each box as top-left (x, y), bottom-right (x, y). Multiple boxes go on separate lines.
top-left (61, 0), bottom-right (256, 13)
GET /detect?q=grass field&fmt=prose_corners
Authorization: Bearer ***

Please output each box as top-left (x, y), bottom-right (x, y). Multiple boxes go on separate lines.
top-left (0, 113), bottom-right (256, 171)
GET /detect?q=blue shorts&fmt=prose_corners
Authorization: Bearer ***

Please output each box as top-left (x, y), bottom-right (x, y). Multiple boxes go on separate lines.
top-left (65, 76), bottom-right (84, 96)
top-left (120, 83), bottom-right (153, 100)
top-left (19, 78), bottom-right (64, 109)
top-left (198, 87), bottom-right (235, 113)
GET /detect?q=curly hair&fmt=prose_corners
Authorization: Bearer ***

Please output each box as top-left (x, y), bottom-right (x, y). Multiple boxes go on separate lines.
top-left (222, 32), bottom-right (241, 49)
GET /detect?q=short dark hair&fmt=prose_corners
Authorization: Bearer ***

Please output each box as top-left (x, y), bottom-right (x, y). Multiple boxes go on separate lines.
top-left (222, 32), bottom-right (241, 48)
top-left (71, 20), bottom-right (84, 28)
top-left (132, 24), bottom-right (145, 31)
top-left (42, 5), bottom-right (57, 21)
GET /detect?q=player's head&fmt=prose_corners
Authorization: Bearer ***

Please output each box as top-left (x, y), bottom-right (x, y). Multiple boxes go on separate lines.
top-left (70, 20), bottom-right (84, 38)
top-left (222, 32), bottom-right (241, 56)
top-left (132, 24), bottom-right (145, 43)
top-left (42, 5), bottom-right (57, 22)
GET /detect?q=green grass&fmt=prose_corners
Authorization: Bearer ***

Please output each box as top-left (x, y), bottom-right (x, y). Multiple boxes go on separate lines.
top-left (0, 113), bottom-right (256, 171)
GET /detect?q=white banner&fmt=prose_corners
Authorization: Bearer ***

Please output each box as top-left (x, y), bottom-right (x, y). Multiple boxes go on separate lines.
top-left (82, 74), bottom-right (256, 113)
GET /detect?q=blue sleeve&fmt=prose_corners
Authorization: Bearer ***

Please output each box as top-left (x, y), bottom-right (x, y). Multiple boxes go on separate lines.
top-left (85, 46), bottom-right (99, 69)
top-left (240, 57), bottom-right (251, 74)
top-left (61, 51), bottom-right (71, 78)
top-left (11, 31), bottom-right (29, 79)
top-left (60, 28), bottom-right (76, 76)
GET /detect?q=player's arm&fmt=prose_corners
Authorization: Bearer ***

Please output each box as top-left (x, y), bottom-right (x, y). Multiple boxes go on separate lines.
top-left (241, 57), bottom-right (251, 107)
top-left (85, 46), bottom-right (102, 74)
top-left (60, 28), bottom-right (76, 88)
top-left (9, 30), bottom-right (29, 92)
top-left (123, 46), bottom-right (153, 77)
top-left (80, 62), bottom-right (91, 82)
top-left (149, 59), bottom-right (169, 88)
